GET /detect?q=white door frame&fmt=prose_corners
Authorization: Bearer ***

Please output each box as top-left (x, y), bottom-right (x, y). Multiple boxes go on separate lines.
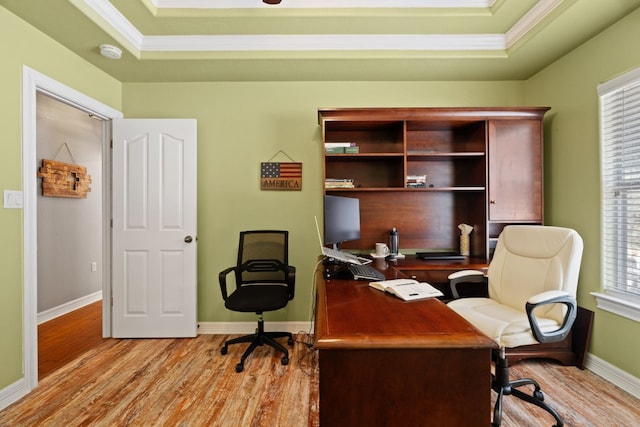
top-left (21, 66), bottom-right (122, 390)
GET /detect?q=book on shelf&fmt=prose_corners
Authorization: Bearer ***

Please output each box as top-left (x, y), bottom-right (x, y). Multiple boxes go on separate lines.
top-left (369, 278), bottom-right (443, 301)
top-left (325, 142), bottom-right (356, 148)
top-left (325, 147), bottom-right (345, 154)
top-left (325, 178), bottom-right (353, 182)
top-left (325, 179), bottom-right (355, 189)
top-left (325, 143), bottom-right (359, 154)
top-left (406, 174), bottom-right (427, 188)
top-left (325, 184), bottom-right (355, 189)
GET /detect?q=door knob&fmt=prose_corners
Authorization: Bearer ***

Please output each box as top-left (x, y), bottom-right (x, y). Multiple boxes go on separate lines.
top-left (184, 235), bottom-right (193, 243)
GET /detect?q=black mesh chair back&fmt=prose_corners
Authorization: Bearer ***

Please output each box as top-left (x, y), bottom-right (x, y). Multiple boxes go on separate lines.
top-left (236, 230), bottom-right (289, 286)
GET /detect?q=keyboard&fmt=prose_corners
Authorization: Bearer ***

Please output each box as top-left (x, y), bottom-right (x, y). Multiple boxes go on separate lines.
top-left (416, 251), bottom-right (466, 260)
top-left (348, 264), bottom-right (386, 281)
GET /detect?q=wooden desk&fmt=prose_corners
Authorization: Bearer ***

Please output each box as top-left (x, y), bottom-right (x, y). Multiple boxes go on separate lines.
top-left (314, 262), bottom-right (495, 426)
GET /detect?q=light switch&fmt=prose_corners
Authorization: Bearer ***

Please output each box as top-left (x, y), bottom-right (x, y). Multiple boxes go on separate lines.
top-left (4, 190), bottom-right (24, 209)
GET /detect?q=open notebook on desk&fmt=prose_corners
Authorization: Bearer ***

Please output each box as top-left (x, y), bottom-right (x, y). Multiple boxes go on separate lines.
top-left (369, 278), bottom-right (443, 301)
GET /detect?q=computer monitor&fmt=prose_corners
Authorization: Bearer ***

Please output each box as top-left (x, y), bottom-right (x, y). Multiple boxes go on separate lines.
top-left (324, 195), bottom-right (361, 250)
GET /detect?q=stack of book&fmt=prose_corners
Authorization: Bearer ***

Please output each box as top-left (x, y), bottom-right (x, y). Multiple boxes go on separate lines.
top-left (325, 178), bottom-right (355, 189)
top-left (325, 142), bottom-right (360, 154)
top-left (406, 175), bottom-right (427, 188)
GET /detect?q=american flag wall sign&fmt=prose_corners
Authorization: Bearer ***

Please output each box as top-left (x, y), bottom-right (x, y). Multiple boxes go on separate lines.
top-left (260, 162), bottom-right (302, 191)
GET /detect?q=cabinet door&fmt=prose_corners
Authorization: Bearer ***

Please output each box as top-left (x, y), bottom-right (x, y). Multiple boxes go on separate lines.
top-left (488, 120), bottom-right (543, 222)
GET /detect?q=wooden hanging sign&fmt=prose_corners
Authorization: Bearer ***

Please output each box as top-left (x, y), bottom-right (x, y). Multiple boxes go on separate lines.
top-left (37, 159), bottom-right (92, 198)
top-left (260, 162), bottom-right (302, 191)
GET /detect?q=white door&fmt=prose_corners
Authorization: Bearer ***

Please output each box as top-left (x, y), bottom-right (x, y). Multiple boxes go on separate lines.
top-left (112, 119), bottom-right (197, 338)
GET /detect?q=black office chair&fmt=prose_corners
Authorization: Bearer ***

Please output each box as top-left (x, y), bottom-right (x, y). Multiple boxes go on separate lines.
top-left (219, 230), bottom-right (296, 373)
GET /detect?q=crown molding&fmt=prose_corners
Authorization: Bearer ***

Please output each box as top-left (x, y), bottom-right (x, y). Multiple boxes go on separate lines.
top-left (506, 0), bottom-right (565, 48)
top-left (150, 0), bottom-right (497, 9)
top-left (141, 34), bottom-right (506, 52)
top-left (76, 0), bottom-right (561, 55)
top-left (72, 0), bottom-right (144, 54)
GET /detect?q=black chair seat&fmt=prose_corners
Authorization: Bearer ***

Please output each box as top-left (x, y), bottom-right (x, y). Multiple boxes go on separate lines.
top-left (225, 285), bottom-right (290, 312)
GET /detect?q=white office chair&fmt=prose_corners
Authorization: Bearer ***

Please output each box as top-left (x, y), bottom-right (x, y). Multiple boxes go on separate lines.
top-left (448, 225), bottom-right (583, 427)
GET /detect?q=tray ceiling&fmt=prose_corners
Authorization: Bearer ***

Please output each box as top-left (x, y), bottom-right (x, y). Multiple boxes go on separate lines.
top-left (2, 0), bottom-right (639, 81)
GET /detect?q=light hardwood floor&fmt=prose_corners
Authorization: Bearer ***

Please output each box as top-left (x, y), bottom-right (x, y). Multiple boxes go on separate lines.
top-left (3, 310), bottom-right (639, 426)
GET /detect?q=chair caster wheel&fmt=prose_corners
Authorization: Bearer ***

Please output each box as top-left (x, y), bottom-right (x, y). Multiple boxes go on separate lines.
top-left (235, 363), bottom-right (244, 373)
top-left (288, 337), bottom-right (294, 346)
top-left (281, 356), bottom-right (289, 365)
top-left (221, 346), bottom-right (228, 355)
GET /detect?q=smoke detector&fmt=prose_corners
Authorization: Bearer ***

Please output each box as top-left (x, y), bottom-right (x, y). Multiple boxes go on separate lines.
top-left (99, 44), bottom-right (122, 60)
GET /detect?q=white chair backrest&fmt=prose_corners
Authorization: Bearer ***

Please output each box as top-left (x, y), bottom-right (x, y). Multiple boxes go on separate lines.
top-left (488, 225), bottom-right (583, 323)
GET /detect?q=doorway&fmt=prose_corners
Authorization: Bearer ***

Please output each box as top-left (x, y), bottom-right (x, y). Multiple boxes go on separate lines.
top-left (35, 92), bottom-right (105, 379)
top-left (21, 66), bottom-right (123, 390)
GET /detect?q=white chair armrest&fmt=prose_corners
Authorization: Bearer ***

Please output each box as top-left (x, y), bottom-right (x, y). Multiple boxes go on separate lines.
top-left (448, 270), bottom-right (487, 299)
top-left (527, 290), bottom-right (571, 305)
top-left (448, 270), bottom-right (486, 280)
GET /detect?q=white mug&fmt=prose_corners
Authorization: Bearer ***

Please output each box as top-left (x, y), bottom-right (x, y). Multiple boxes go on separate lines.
top-left (375, 243), bottom-right (390, 257)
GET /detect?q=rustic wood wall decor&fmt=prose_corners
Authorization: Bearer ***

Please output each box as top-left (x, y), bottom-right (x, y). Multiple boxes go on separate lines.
top-left (37, 159), bottom-right (92, 198)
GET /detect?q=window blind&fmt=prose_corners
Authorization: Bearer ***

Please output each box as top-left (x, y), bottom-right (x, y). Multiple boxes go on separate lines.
top-left (600, 70), bottom-right (640, 302)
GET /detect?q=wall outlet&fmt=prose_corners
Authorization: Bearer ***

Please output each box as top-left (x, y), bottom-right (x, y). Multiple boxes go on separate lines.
top-left (91, 262), bottom-right (97, 272)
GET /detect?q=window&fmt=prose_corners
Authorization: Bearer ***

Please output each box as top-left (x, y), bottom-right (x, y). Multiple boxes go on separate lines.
top-left (595, 66), bottom-right (640, 323)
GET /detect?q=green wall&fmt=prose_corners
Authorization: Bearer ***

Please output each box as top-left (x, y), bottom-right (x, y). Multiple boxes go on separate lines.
top-left (0, 8), bottom-right (121, 389)
top-left (122, 81), bottom-right (526, 324)
top-left (3, 3), bottom-right (640, 396)
top-left (526, 8), bottom-right (640, 377)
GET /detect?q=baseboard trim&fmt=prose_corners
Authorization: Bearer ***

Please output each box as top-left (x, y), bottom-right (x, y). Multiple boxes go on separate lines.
top-left (37, 291), bottom-right (103, 325)
top-left (197, 321), bottom-right (313, 335)
top-left (0, 378), bottom-right (29, 411)
top-left (585, 353), bottom-right (640, 399)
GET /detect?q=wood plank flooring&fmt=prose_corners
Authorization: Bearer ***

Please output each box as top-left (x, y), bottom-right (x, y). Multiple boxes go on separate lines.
top-left (3, 308), bottom-right (639, 426)
top-left (3, 334), bottom-right (319, 426)
top-left (38, 300), bottom-right (104, 380)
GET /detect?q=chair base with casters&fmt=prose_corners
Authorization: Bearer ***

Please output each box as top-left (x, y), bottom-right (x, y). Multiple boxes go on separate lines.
top-left (220, 313), bottom-right (294, 373)
top-left (491, 348), bottom-right (564, 427)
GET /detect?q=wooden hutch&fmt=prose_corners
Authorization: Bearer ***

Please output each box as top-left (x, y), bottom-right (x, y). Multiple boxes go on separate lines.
top-left (318, 107), bottom-right (549, 262)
